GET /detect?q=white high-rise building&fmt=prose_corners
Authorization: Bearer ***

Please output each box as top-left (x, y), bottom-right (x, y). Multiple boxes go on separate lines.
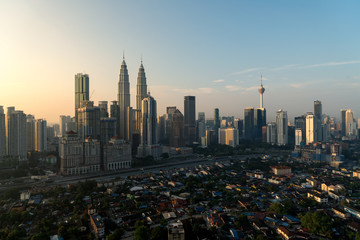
top-left (276, 109), bottom-right (288, 146)
top-left (0, 106), bottom-right (6, 157)
top-left (137, 94), bottom-right (161, 159)
top-left (306, 113), bottom-right (317, 144)
top-left (118, 57), bottom-right (131, 141)
top-left (6, 107), bottom-right (27, 160)
top-left (295, 129), bottom-right (302, 146)
top-left (218, 128), bottom-right (226, 145)
top-left (225, 128), bottom-right (239, 147)
top-left (35, 119), bottom-right (47, 152)
top-left (267, 122), bottom-right (277, 144)
top-left (346, 109), bottom-right (357, 137)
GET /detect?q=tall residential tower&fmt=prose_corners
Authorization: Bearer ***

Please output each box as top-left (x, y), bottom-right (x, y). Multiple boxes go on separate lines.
top-left (184, 96), bottom-right (196, 145)
top-left (75, 73), bottom-right (89, 128)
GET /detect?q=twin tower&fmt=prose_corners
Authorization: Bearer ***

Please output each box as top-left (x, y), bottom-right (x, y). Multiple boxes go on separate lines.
top-left (117, 57), bottom-right (157, 151)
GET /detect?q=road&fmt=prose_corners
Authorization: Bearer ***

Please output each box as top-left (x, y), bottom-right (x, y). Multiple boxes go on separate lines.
top-left (0, 154), bottom-right (265, 193)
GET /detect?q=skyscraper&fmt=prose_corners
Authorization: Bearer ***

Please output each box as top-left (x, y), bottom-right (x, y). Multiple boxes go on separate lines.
top-left (35, 119), bottom-right (47, 152)
top-left (77, 101), bottom-right (101, 141)
top-left (118, 57), bottom-right (130, 140)
top-left (137, 94), bottom-right (161, 159)
top-left (110, 101), bottom-right (120, 135)
top-left (254, 108), bottom-right (266, 139)
top-left (6, 107), bottom-right (27, 159)
top-left (75, 73), bottom-right (89, 127)
top-left (98, 101), bottom-right (109, 118)
top-left (340, 109), bottom-right (347, 137)
top-left (136, 61), bottom-right (147, 111)
top-left (294, 115), bottom-right (306, 142)
top-left (258, 75), bottom-right (265, 108)
top-left (276, 109), bottom-right (288, 145)
top-left (26, 115), bottom-right (35, 152)
top-left (214, 108), bottom-right (220, 142)
top-left (345, 109), bottom-right (356, 137)
top-left (0, 106), bottom-right (6, 157)
top-left (170, 109), bottom-right (185, 147)
top-left (306, 113), bottom-right (317, 144)
top-left (267, 122), bottom-right (277, 144)
top-left (197, 112), bottom-right (206, 142)
top-left (184, 96), bottom-right (196, 145)
top-left (234, 118), bottom-right (243, 139)
top-left (314, 100), bottom-right (322, 141)
top-left (314, 100), bottom-right (322, 120)
top-left (244, 107), bottom-right (254, 139)
top-left (136, 61), bottom-right (148, 133)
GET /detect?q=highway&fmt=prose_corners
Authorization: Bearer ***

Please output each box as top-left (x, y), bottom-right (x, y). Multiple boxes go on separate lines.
top-left (0, 154), bottom-right (262, 193)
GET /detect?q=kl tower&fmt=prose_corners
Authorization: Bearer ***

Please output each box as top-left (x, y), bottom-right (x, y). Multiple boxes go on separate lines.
top-left (258, 75), bottom-right (265, 108)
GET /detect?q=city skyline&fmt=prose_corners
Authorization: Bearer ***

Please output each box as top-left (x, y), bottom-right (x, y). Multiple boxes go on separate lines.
top-left (1, 1), bottom-right (360, 123)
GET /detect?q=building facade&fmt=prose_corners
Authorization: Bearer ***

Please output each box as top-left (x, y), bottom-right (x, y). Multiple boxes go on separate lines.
top-left (75, 73), bottom-right (89, 127)
top-left (184, 96), bottom-right (196, 145)
top-left (118, 58), bottom-right (131, 141)
top-left (104, 136), bottom-right (131, 170)
top-left (6, 107), bottom-right (27, 159)
top-left (276, 109), bottom-right (288, 146)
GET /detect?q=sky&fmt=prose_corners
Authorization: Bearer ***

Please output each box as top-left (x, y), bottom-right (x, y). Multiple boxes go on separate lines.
top-left (0, 0), bottom-right (360, 124)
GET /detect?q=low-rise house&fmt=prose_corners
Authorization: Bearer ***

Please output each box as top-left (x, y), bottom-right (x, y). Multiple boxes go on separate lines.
top-left (332, 207), bottom-right (350, 219)
top-left (168, 221), bottom-right (185, 240)
top-left (271, 166), bottom-right (292, 176)
top-left (90, 214), bottom-right (105, 238)
top-left (348, 221), bottom-right (360, 233)
top-left (344, 206), bottom-right (360, 220)
top-left (307, 191), bottom-right (328, 203)
top-left (353, 170), bottom-right (360, 179)
top-left (276, 226), bottom-right (293, 240)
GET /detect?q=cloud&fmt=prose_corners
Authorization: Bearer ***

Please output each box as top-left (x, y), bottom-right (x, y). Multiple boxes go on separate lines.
top-left (233, 67), bottom-right (263, 75)
top-left (302, 60), bottom-right (360, 69)
top-left (245, 86), bottom-right (259, 91)
top-left (289, 82), bottom-right (312, 88)
top-left (270, 64), bottom-right (301, 71)
top-left (169, 86), bottom-right (215, 95)
top-left (213, 79), bottom-right (224, 83)
top-left (269, 61), bottom-right (360, 72)
top-left (233, 61), bottom-right (360, 76)
top-left (198, 88), bottom-right (215, 94)
top-left (225, 85), bottom-right (241, 91)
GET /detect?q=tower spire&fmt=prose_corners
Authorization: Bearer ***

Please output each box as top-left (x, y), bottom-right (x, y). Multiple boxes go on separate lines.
top-left (258, 74), bottom-right (265, 108)
top-left (123, 50), bottom-right (125, 60)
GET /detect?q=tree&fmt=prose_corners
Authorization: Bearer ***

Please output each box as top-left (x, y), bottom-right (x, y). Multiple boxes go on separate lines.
top-left (106, 228), bottom-right (124, 240)
top-left (301, 211), bottom-right (332, 237)
top-left (268, 199), bottom-right (297, 215)
top-left (134, 225), bottom-right (150, 240)
top-left (150, 226), bottom-right (167, 240)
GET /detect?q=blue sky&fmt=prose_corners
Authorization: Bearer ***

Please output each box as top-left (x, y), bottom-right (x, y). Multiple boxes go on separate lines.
top-left (0, 0), bottom-right (359, 123)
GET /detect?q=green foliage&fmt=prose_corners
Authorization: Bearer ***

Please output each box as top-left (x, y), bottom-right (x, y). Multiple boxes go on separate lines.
top-left (134, 225), bottom-right (150, 240)
top-left (150, 226), bottom-right (167, 240)
top-left (301, 211), bottom-right (332, 237)
top-left (1, 187), bottom-right (22, 200)
top-left (268, 199), bottom-right (297, 215)
top-left (106, 228), bottom-right (124, 240)
top-left (235, 214), bottom-right (250, 229)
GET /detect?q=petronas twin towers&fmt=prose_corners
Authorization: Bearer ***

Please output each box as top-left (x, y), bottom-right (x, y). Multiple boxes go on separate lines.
top-left (117, 57), bottom-right (148, 141)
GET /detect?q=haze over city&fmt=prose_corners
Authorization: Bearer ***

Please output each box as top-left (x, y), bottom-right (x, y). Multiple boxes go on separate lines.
top-left (1, 0), bottom-right (360, 123)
